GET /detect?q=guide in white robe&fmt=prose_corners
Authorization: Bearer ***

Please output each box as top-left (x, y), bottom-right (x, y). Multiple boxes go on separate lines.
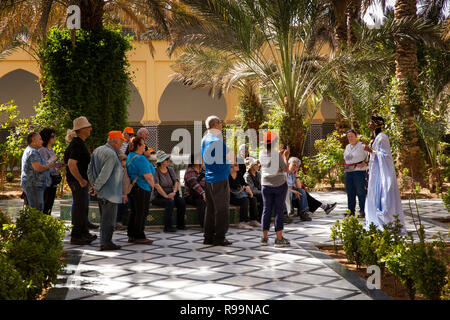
top-left (364, 131), bottom-right (405, 233)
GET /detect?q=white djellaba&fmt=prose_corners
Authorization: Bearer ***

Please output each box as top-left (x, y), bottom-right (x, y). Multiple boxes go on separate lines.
top-left (365, 131), bottom-right (406, 234)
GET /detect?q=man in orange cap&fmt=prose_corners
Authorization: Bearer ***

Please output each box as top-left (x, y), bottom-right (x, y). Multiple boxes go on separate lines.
top-left (87, 131), bottom-right (126, 251)
top-left (120, 127), bottom-right (134, 155)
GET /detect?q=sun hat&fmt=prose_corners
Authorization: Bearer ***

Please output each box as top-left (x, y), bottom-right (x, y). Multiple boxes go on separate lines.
top-left (72, 116), bottom-right (92, 131)
top-left (123, 127), bottom-right (134, 135)
top-left (156, 150), bottom-right (170, 163)
top-left (108, 131), bottom-right (127, 141)
top-left (245, 157), bottom-right (259, 171)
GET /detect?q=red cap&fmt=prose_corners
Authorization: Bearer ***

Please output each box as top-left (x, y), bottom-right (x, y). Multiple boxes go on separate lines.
top-left (123, 127), bottom-right (134, 134)
top-left (263, 131), bottom-right (277, 144)
top-left (108, 131), bottom-right (127, 141)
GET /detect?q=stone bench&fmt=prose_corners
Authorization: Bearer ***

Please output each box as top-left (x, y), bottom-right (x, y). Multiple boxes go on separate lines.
top-left (59, 199), bottom-right (241, 227)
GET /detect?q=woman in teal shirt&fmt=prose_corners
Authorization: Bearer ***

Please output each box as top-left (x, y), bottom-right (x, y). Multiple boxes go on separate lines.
top-left (126, 136), bottom-right (155, 245)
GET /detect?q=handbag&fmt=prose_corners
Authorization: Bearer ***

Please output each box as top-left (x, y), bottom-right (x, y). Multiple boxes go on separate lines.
top-left (231, 186), bottom-right (249, 199)
top-left (123, 154), bottom-right (140, 195)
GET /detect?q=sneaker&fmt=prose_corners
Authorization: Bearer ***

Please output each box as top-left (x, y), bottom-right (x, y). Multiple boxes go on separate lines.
top-left (283, 215), bottom-right (292, 224)
top-left (100, 243), bottom-right (121, 251)
top-left (324, 202), bottom-right (337, 215)
top-left (274, 237), bottom-right (290, 248)
top-left (249, 220), bottom-right (261, 228)
top-left (82, 233), bottom-right (97, 241)
top-left (133, 238), bottom-right (153, 245)
top-left (299, 211), bottom-right (312, 221)
top-left (70, 237), bottom-right (94, 245)
top-left (260, 237), bottom-right (269, 246)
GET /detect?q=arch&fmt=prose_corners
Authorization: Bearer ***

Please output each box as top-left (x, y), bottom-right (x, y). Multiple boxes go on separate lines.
top-left (158, 80), bottom-right (227, 123)
top-left (127, 80), bottom-right (145, 124)
top-left (0, 69), bottom-right (41, 119)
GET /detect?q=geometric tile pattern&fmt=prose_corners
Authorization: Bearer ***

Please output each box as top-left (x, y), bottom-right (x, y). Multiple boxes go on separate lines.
top-left (1, 191), bottom-right (448, 300)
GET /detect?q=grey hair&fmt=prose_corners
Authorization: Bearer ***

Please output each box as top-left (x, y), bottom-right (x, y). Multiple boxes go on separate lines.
top-left (136, 127), bottom-right (149, 137)
top-left (288, 157), bottom-right (301, 165)
top-left (205, 115), bottom-right (221, 129)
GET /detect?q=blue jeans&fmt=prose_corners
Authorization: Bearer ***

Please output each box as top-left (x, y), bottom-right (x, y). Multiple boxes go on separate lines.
top-left (22, 185), bottom-right (45, 212)
top-left (261, 183), bottom-right (288, 232)
top-left (290, 187), bottom-right (309, 213)
top-left (345, 171), bottom-right (367, 215)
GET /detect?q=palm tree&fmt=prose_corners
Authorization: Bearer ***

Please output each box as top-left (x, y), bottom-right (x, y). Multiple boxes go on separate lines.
top-left (0, 0), bottom-right (172, 65)
top-left (168, 0), bottom-right (340, 158)
top-left (170, 46), bottom-right (265, 131)
top-left (394, 0), bottom-right (424, 182)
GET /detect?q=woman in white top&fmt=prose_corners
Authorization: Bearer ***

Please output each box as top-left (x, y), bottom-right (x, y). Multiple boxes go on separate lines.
top-left (344, 129), bottom-right (368, 217)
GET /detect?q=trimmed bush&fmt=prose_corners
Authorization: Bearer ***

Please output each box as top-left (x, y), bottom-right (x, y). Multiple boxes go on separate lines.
top-left (1, 207), bottom-right (67, 299)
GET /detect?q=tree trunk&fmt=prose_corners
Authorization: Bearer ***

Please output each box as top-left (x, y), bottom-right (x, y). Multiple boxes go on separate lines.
top-left (347, 0), bottom-right (361, 47)
top-left (71, 0), bottom-right (105, 31)
top-left (333, 0), bottom-right (349, 46)
top-left (394, 0), bottom-right (424, 184)
top-left (281, 100), bottom-right (305, 159)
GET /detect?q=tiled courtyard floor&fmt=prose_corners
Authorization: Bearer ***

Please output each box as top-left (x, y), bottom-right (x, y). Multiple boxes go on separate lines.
top-left (1, 191), bottom-right (448, 300)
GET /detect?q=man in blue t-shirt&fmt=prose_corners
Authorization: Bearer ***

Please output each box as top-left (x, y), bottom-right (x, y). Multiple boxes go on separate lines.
top-left (201, 115), bottom-right (233, 246)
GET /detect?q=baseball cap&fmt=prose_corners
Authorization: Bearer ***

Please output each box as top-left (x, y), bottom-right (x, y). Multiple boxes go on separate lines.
top-left (123, 127), bottom-right (134, 134)
top-left (108, 131), bottom-right (127, 141)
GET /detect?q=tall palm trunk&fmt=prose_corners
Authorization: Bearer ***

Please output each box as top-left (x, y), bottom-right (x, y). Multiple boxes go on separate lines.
top-left (281, 99), bottom-right (305, 159)
top-left (394, 0), bottom-right (424, 183)
top-left (347, 0), bottom-right (361, 47)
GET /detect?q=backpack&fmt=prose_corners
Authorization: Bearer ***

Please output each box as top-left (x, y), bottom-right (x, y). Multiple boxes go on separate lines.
top-left (122, 154), bottom-right (140, 195)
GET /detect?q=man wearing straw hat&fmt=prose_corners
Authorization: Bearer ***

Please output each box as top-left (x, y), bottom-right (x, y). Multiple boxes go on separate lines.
top-left (88, 131), bottom-right (126, 251)
top-left (64, 116), bottom-right (96, 245)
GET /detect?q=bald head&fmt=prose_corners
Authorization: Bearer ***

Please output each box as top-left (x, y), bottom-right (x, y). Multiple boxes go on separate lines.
top-left (136, 128), bottom-right (149, 140)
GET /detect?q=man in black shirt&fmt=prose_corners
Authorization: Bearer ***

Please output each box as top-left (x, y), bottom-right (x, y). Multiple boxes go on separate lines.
top-left (64, 116), bottom-right (96, 245)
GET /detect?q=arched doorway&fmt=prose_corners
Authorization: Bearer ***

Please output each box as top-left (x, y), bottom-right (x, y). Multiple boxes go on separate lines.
top-left (0, 69), bottom-right (41, 119)
top-left (158, 80), bottom-right (227, 122)
top-left (127, 80), bottom-right (145, 124)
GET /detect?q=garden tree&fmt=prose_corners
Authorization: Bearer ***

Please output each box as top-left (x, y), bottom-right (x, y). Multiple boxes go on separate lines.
top-left (0, 0), bottom-right (173, 151)
top-left (168, 0), bottom-right (349, 158)
top-left (394, 0), bottom-right (424, 182)
top-left (170, 46), bottom-right (265, 131)
top-left (0, 0), bottom-right (172, 92)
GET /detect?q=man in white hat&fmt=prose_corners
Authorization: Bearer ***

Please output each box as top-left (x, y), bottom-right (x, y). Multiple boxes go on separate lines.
top-left (64, 116), bottom-right (96, 245)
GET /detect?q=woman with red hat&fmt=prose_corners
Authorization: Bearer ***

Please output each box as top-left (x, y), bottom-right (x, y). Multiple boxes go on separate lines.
top-left (259, 130), bottom-right (291, 247)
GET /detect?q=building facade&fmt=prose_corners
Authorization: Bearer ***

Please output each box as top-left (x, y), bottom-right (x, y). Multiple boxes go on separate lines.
top-left (0, 40), bottom-right (337, 156)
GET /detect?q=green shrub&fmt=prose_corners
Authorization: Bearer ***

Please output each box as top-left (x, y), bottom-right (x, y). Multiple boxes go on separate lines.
top-left (301, 131), bottom-right (345, 189)
top-left (384, 240), bottom-right (416, 299)
top-left (442, 189), bottom-right (450, 212)
top-left (339, 214), bottom-right (366, 268)
top-left (359, 223), bottom-right (382, 267)
top-left (0, 255), bottom-right (28, 300)
top-left (406, 228), bottom-right (448, 300)
top-left (5, 172), bottom-right (14, 182)
top-left (6, 206), bottom-right (68, 299)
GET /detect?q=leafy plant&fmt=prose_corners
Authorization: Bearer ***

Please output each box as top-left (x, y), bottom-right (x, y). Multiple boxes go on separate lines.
top-left (38, 26), bottom-right (133, 152)
top-left (4, 206), bottom-right (68, 299)
top-left (5, 172), bottom-right (14, 182)
top-left (339, 215), bottom-right (366, 268)
top-left (301, 131), bottom-right (345, 188)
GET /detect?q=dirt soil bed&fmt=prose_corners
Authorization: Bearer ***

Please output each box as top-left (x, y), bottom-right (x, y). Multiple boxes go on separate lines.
top-left (318, 244), bottom-right (450, 300)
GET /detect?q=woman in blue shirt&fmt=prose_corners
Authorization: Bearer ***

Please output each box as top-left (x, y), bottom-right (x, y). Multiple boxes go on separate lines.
top-left (126, 136), bottom-right (155, 245)
top-left (21, 132), bottom-right (55, 211)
